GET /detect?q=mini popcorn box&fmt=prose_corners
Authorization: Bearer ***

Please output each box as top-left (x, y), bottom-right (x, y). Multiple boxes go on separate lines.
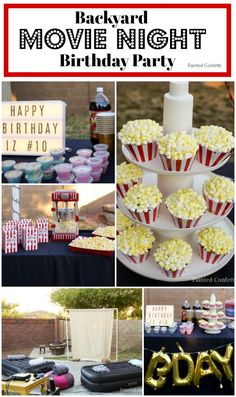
top-left (22, 226), bottom-right (38, 251)
top-left (128, 204), bottom-right (161, 224)
top-left (197, 145), bottom-right (232, 167)
top-left (159, 153), bottom-right (196, 172)
top-left (125, 141), bottom-right (158, 162)
top-left (17, 219), bottom-right (32, 244)
top-left (160, 267), bottom-right (185, 278)
top-left (169, 212), bottom-right (202, 229)
top-left (116, 179), bottom-right (141, 199)
top-left (2, 229), bottom-right (18, 254)
top-left (36, 219), bottom-right (49, 243)
top-left (203, 192), bottom-right (234, 216)
top-left (125, 251), bottom-right (150, 264)
top-left (199, 244), bottom-right (227, 264)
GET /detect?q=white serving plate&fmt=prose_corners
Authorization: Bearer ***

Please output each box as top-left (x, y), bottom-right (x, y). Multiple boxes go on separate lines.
top-left (199, 324), bottom-right (226, 334)
top-left (117, 217), bottom-right (234, 283)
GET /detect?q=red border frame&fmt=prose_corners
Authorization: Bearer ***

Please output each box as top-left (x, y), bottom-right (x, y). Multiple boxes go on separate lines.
top-left (4, 3), bottom-right (231, 77)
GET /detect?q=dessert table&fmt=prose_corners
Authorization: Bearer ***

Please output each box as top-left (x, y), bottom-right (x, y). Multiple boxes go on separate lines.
top-left (144, 324), bottom-right (234, 395)
top-left (2, 138), bottom-right (114, 183)
top-left (2, 232), bottom-right (114, 286)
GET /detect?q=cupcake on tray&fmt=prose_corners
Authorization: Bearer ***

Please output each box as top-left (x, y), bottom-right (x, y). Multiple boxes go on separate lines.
top-left (195, 125), bottom-right (234, 167)
top-left (117, 162), bottom-right (144, 199)
top-left (117, 209), bottom-right (135, 234)
top-left (118, 225), bottom-right (155, 264)
top-left (165, 188), bottom-right (207, 228)
top-left (123, 184), bottom-right (163, 224)
top-left (118, 119), bottom-right (162, 162)
top-left (198, 226), bottom-right (233, 264)
top-left (153, 238), bottom-right (192, 278)
top-left (203, 175), bottom-right (234, 216)
top-left (158, 131), bottom-right (198, 172)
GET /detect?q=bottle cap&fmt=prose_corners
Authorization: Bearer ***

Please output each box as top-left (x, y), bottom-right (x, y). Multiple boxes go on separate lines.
top-left (96, 87), bottom-right (104, 93)
top-left (169, 82), bottom-right (189, 96)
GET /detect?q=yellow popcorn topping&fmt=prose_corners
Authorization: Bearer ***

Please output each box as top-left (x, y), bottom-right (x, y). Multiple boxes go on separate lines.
top-left (203, 175), bottom-right (234, 202)
top-left (118, 119), bottom-right (162, 145)
top-left (153, 238), bottom-right (192, 271)
top-left (118, 225), bottom-right (155, 256)
top-left (93, 226), bottom-right (115, 239)
top-left (166, 188), bottom-right (206, 219)
top-left (117, 209), bottom-right (135, 232)
top-left (198, 227), bottom-right (233, 255)
top-left (69, 236), bottom-right (115, 251)
top-left (195, 125), bottom-right (234, 153)
top-left (158, 131), bottom-right (198, 160)
top-left (117, 162), bottom-right (144, 184)
top-left (123, 184), bottom-right (162, 213)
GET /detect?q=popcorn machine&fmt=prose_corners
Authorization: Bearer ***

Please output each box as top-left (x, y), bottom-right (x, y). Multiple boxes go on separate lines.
top-left (51, 190), bottom-right (79, 241)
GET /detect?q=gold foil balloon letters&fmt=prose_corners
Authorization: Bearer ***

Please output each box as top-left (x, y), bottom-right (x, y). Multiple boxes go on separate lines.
top-left (172, 352), bottom-right (194, 386)
top-left (145, 349), bottom-right (172, 389)
top-left (193, 352), bottom-right (222, 388)
top-left (210, 345), bottom-right (233, 382)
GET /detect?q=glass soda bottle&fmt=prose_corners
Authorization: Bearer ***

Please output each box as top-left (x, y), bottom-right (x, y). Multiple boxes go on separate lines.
top-left (181, 300), bottom-right (190, 322)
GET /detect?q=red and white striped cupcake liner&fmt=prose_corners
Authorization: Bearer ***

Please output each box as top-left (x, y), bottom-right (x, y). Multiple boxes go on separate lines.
top-left (160, 267), bottom-right (185, 278)
top-left (125, 141), bottom-right (158, 162)
top-left (116, 178), bottom-right (142, 199)
top-left (159, 153), bottom-right (195, 172)
top-left (125, 251), bottom-right (150, 264)
top-left (199, 244), bottom-right (227, 264)
top-left (197, 145), bottom-right (232, 167)
top-left (203, 192), bottom-right (234, 216)
top-left (128, 204), bottom-right (161, 224)
top-left (169, 211), bottom-right (202, 228)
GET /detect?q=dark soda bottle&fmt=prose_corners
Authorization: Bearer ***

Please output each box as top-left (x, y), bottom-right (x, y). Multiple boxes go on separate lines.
top-left (193, 300), bottom-right (202, 325)
top-left (181, 300), bottom-right (190, 322)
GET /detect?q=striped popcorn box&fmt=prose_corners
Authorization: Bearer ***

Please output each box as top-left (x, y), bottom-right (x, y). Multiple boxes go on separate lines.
top-left (18, 219), bottom-right (32, 244)
top-left (124, 250), bottom-right (150, 264)
top-left (124, 141), bottom-right (158, 162)
top-left (117, 178), bottom-right (141, 199)
top-left (199, 244), bottom-right (227, 264)
top-left (160, 267), bottom-right (185, 278)
top-left (203, 192), bottom-right (234, 216)
top-left (22, 226), bottom-right (38, 251)
top-left (159, 153), bottom-right (195, 172)
top-left (2, 229), bottom-right (18, 254)
top-left (36, 219), bottom-right (49, 243)
top-left (168, 210), bottom-right (202, 229)
top-left (128, 204), bottom-right (161, 225)
top-left (197, 145), bottom-right (232, 167)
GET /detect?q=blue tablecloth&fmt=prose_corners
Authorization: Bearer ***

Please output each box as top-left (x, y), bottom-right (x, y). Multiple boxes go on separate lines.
top-left (2, 139), bottom-right (114, 183)
top-left (2, 232), bottom-right (114, 286)
top-left (144, 323), bottom-right (234, 395)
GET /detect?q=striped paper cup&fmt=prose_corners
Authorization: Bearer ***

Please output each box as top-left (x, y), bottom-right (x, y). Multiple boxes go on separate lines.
top-left (197, 145), bottom-right (233, 167)
top-left (116, 178), bottom-right (142, 199)
top-left (203, 192), bottom-right (234, 216)
top-left (128, 203), bottom-right (161, 224)
top-left (124, 141), bottom-right (158, 162)
top-left (168, 210), bottom-right (202, 229)
top-left (199, 244), bottom-right (228, 264)
top-left (160, 266), bottom-right (185, 278)
top-left (124, 250), bottom-right (150, 264)
top-left (159, 153), bottom-right (195, 172)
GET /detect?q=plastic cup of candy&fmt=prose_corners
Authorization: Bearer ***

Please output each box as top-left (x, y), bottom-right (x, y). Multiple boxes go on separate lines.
top-left (186, 328), bottom-right (193, 335)
top-left (74, 176), bottom-right (93, 183)
top-left (91, 167), bottom-right (103, 182)
top-left (153, 326), bottom-right (160, 334)
top-left (86, 157), bottom-right (103, 171)
top-left (36, 156), bottom-right (54, 170)
top-left (54, 163), bottom-right (73, 180)
top-left (69, 156), bottom-right (86, 167)
top-left (76, 149), bottom-right (93, 158)
top-left (93, 151), bottom-right (110, 163)
top-left (14, 163), bottom-right (28, 175)
top-left (145, 327), bottom-right (151, 334)
top-left (169, 327), bottom-right (176, 334)
top-left (43, 166), bottom-right (54, 180)
top-left (101, 161), bottom-right (109, 174)
top-left (94, 143), bottom-right (109, 152)
top-left (72, 165), bottom-right (92, 181)
top-left (53, 157), bottom-right (65, 165)
top-left (179, 326), bottom-right (186, 334)
top-left (2, 160), bottom-right (16, 173)
top-left (56, 174), bottom-right (75, 184)
top-left (49, 148), bottom-right (65, 160)
top-left (4, 170), bottom-right (23, 183)
top-left (160, 326), bottom-right (167, 334)
top-left (25, 172), bottom-right (43, 183)
top-left (24, 162), bottom-right (42, 176)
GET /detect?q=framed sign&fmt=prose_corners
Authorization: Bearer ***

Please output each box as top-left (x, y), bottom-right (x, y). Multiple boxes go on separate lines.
top-left (2, 100), bottom-right (66, 156)
top-left (146, 305), bottom-right (174, 326)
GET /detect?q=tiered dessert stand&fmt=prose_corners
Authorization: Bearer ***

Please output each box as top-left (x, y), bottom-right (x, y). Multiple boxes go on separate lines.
top-left (117, 82), bottom-right (234, 282)
top-left (199, 294), bottom-right (226, 334)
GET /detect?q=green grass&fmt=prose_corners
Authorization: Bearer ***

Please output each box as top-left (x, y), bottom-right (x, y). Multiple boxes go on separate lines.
top-left (66, 115), bottom-right (90, 139)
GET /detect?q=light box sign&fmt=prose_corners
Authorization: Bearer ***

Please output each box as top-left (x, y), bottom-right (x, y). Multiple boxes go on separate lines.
top-left (2, 101), bottom-right (66, 156)
top-left (146, 305), bottom-right (174, 326)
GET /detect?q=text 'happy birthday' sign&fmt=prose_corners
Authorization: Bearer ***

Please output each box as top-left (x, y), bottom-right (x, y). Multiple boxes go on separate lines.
top-left (146, 305), bottom-right (174, 326)
top-left (2, 100), bottom-right (66, 156)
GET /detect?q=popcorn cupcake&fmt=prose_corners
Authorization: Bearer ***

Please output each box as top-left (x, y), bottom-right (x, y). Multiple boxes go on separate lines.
top-left (202, 300), bottom-right (210, 308)
top-left (195, 125), bottom-right (234, 167)
top-left (217, 321), bottom-right (224, 329)
top-left (158, 131), bottom-right (198, 171)
top-left (153, 238), bottom-right (192, 278)
top-left (117, 162), bottom-right (144, 198)
top-left (216, 301), bottom-right (223, 308)
top-left (117, 209), bottom-right (135, 234)
top-left (203, 175), bottom-right (234, 216)
top-left (218, 311), bottom-right (224, 319)
top-left (123, 184), bottom-right (163, 224)
top-left (202, 311), bottom-right (210, 318)
top-left (198, 227), bottom-right (233, 264)
top-left (165, 188), bottom-right (207, 228)
top-left (118, 225), bottom-right (155, 264)
top-left (118, 119), bottom-right (162, 162)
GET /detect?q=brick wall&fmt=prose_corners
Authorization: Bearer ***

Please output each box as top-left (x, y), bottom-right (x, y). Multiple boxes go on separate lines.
top-left (10, 82), bottom-right (115, 116)
top-left (144, 288), bottom-right (234, 321)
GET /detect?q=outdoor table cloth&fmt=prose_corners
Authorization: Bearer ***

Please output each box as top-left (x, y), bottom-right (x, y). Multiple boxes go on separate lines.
top-left (2, 232), bottom-right (114, 286)
top-left (144, 324), bottom-right (234, 395)
top-left (2, 138), bottom-right (114, 183)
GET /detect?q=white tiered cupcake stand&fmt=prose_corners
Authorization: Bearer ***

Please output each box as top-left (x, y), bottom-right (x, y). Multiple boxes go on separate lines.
top-left (199, 294), bottom-right (226, 334)
top-left (117, 82), bottom-right (234, 283)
